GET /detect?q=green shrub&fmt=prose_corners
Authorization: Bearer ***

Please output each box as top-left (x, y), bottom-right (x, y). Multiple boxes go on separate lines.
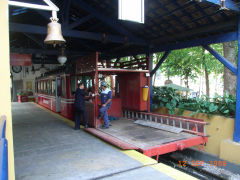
top-left (152, 86), bottom-right (181, 115)
top-left (152, 87), bottom-right (236, 117)
top-left (213, 92), bottom-right (236, 117)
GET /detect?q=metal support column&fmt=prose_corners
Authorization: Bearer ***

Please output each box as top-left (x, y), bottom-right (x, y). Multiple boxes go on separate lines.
top-left (147, 52), bottom-right (153, 112)
top-left (233, 17), bottom-right (240, 142)
top-left (150, 51), bottom-right (171, 77)
top-left (203, 45), bottom-right (237, 75)
top-left (148, 51), bottom-right (171, 112)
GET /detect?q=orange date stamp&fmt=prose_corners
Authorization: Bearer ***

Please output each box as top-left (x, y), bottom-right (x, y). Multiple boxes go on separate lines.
top-left (178, 160), bottom-right (227, 167)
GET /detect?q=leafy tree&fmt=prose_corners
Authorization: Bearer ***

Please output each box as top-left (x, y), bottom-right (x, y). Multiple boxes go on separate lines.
top-left (202, 44), bottom-right (224, 96)
top-left (158, 47), bottom-right (202, 90)
top-left (153, 45), bottom-right (224, 96)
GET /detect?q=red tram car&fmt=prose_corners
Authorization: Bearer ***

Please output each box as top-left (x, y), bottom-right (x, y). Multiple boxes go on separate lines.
top-left (35, 52), bottom-right (208, 159)
top-left (35, 73), bottom-right (76, 120)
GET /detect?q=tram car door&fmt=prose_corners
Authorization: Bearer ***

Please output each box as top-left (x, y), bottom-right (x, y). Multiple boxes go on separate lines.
top-left (56, 77), bottom-right (61, 112)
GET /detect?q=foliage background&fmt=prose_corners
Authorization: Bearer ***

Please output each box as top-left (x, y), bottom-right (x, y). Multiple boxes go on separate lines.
top-left (152, 87), bottom-right (236, 118)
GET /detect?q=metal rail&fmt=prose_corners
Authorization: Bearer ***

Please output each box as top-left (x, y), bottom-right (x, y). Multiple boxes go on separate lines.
top-left (123, 110), bottom-right (208, 136)
top-left (9, 0), bottom-right (59, 20)
top-left (0, 116), bottom-right (8, 180)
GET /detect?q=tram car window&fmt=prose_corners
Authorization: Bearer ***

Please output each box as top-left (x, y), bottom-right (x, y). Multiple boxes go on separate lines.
top-left (38, 82), bottom-right (40, 93)
top-left (47, 80), bottom-right (51, 95)
top-left (43, 81), bottom-right (45, 94)
top-left (77, 76), bottom-right (92, 89)
top-left (44, 81), bottom-right (46, 94)
top-left (52, 80), bottom-right (56, 95)
top-left (39, 81), bottom-right (41, 93)
top-left (46, 81), bottom-right (48, 94)
top-left (98, 75), bottom-right (115, 96)
top-left (43, 81), bottom-right (47, 94)
top-left (41, 81), bottom-right (44, 94)
top-left (42, 81), bottom-right (44, 94)
top-left (35, 81), bottom-right (38, 93)
top-left (38, 81), bottom-right (40, 93)
top-left (78, 76), bottom-right (83, 85)
top-left (61, 78), bottom-right (66, 97)
top-left (50, 80), bottom-right (52, 95)
top-left (57, 78), bottom-right (61, 97)
top-left (70, 76), bottom-right (77, 95)
top-left (84, 78), bottom-right (92, 89)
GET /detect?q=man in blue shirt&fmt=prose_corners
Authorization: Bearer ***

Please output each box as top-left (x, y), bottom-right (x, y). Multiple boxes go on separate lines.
top-left (99, 81), bottom-right (112, 129)
top-left (74, 83), bottom-right (88, 129)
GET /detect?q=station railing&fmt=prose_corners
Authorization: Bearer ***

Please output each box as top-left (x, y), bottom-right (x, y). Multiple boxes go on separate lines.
top-left (0, 115), bottom-right (8, 180)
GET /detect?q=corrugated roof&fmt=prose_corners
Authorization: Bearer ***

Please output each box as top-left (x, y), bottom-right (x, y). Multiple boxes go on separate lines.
top-left (9, 0), bottom-right (240, 63)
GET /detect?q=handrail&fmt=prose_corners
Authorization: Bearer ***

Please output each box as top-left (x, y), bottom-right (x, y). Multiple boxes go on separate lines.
top-left (0, 116), bottom-right (8, 180)
top-left (0, 139), bottom-right (8, 180)
top-left (0, 116), bottom-right (6, 139)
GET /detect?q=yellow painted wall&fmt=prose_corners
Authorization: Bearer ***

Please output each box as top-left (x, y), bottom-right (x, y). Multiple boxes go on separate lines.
top-left (188, 112), bottom-right (234, 156)
top-left (0, 1), bottom-right (15, 179)
top-left (220, 139), bottom-right (240, 165)
top-left (154, 107), bottom-right (235, 156)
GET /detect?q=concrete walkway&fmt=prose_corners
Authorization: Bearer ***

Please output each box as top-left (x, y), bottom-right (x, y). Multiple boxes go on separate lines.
top-left (12, 103), bottom-right (178, 180)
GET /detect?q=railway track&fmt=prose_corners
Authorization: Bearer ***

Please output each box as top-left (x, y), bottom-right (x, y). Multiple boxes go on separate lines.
top-left (157, 149), bottom-right (240, 180)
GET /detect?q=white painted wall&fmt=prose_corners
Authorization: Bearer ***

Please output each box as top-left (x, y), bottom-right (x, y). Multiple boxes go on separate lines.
top-left (11, 64), bottom-right (59, 101)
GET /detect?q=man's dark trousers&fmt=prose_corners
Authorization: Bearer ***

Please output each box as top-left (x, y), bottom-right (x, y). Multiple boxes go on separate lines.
top-left (74, 107), bottom-right (87, 129)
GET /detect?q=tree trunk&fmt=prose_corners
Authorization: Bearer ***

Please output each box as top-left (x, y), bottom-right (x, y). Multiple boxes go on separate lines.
top-left (204, 68), bottom-right (210, 96)
top-left (184, 75), bottom-right (189, 98)
top-left (223, 42), bottom-right (237, 96)
top-left (202, 48), bottom-right (210, 96)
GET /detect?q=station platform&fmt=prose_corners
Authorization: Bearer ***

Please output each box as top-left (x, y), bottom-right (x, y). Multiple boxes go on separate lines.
top-left (12, 103), bottom-right (197, 180)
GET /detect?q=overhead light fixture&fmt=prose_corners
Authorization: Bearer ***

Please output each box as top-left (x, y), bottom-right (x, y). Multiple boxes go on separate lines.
top-left (58, 56), bottom-right (67, 65)
top-left (8, 0), bottom-right (66, 47)
top-left (57, 47), bottom-right (67, 65)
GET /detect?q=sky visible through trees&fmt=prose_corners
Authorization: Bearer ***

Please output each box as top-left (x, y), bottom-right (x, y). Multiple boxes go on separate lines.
top-left (152, 42), bottom-right (237, 98)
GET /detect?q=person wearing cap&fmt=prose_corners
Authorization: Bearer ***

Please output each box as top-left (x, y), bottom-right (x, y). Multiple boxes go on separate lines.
top-left (74, 82), bottom-right (88, 130)
top-left (99, 81), bottom-right (112, 129)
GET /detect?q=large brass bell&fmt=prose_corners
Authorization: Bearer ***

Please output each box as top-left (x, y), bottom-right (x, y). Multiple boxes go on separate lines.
top-left (44, 18), bottom-right (66, 46)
